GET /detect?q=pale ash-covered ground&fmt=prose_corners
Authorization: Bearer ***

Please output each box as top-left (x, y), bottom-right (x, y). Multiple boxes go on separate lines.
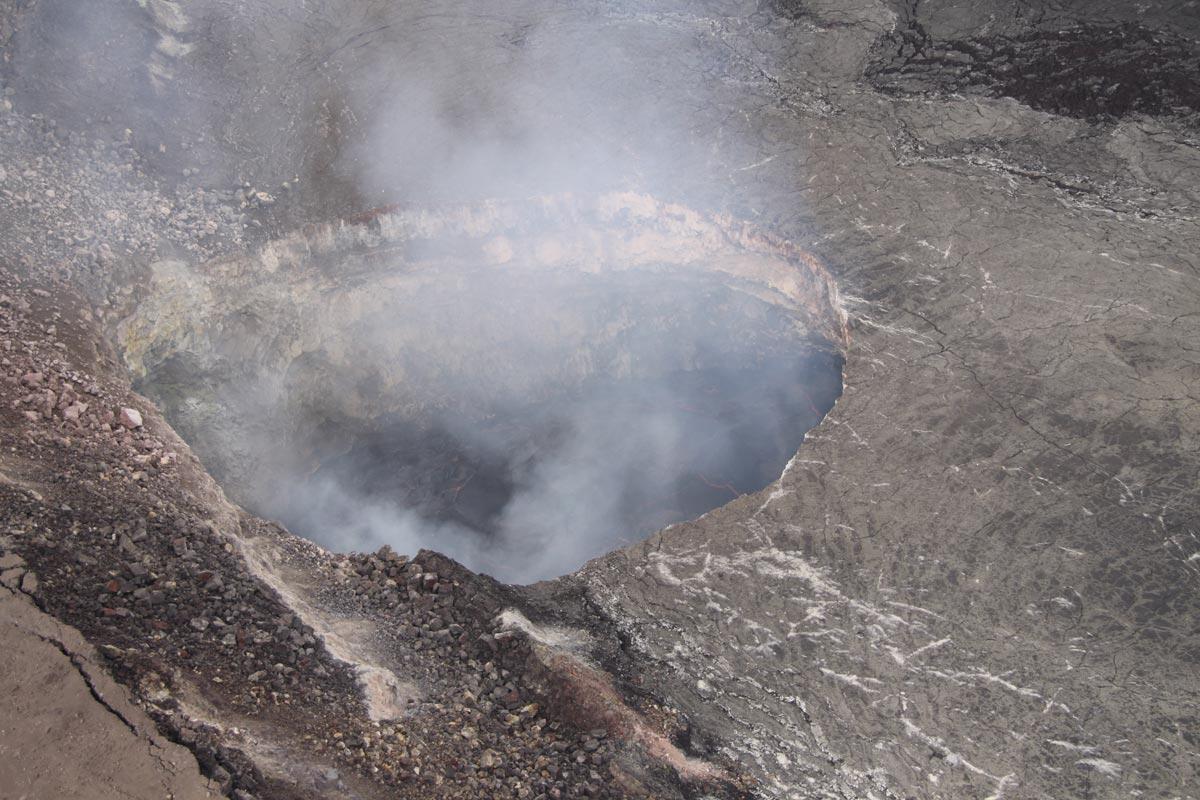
top-left (1, 1), bottom-right (1198, 799)
top-left (0, 573), bottom-right (218, 800)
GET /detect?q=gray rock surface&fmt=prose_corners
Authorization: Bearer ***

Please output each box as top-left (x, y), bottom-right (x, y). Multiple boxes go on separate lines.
top-left (568, 4), bottom-right (1200, 797)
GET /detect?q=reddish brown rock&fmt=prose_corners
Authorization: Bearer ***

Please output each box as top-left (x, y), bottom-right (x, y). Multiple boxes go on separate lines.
top-left (118, 407), bottom-right (143, 429)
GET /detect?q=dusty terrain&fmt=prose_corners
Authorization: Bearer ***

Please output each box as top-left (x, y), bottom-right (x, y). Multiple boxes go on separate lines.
top-left (0, 577), bottom-right (218, 800)
top-left (1, 1), bottom-right (1198, 799)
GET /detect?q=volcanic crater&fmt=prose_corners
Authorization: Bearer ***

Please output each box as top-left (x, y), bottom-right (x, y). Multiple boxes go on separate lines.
top-left (116, 195), bottom-right (846, 581)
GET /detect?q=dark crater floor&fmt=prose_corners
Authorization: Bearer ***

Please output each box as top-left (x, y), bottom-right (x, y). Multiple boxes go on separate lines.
top-left (268, 355), bottom-right (843, 581)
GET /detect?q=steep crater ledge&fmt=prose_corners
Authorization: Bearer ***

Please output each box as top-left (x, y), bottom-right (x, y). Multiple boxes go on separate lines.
top-left (112, 193), bottom-right (848, 582)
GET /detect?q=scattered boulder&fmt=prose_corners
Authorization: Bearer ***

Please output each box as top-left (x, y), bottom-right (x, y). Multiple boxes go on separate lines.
top-left (118, 407), bottom-right (143, 429)
top-left (62, 400), bottom-right (88, 421)
top-left (1, 567), bottom-right (25, 589)
top-left (19, 571), bottom-right (39, 595)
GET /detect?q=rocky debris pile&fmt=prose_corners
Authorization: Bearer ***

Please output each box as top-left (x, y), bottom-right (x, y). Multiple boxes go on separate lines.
top-left (307, 546), bottom-right (753, 798)
top-left (0, 549), bottom-right (36, 595)
top-left (0, 267), bottom-right (747, 799)
top-left (311, 548), bottom-right (631, 797)
top-left (0, 272), bottom-right (362, 798)
top-left (1, 275), bottom-right (178, 480)
top-left (0, 104), bottom-right (306, 304)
